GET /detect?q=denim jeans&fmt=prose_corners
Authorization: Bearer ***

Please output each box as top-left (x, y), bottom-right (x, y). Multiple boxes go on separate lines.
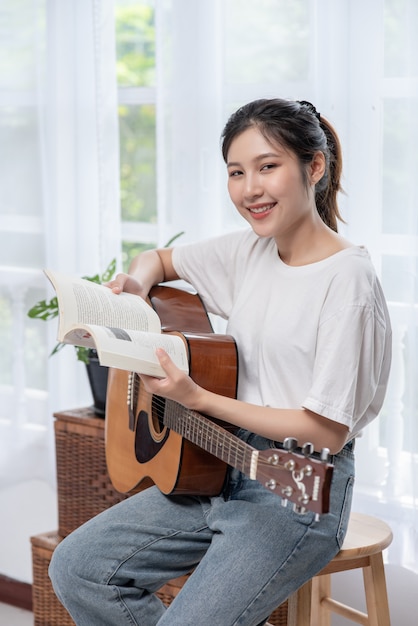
top-left (49, 432), bottom-right (355, 626)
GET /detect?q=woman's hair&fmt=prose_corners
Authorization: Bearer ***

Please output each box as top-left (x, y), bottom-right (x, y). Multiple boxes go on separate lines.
top-left (221, 98), bottom-right (344, 232)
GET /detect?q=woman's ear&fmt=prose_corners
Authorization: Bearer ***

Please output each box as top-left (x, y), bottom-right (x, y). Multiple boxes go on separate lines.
top-left (309, 151), bottom-right (326, 185)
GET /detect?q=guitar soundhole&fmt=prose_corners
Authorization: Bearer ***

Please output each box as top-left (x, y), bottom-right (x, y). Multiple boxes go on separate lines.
top-left (151, 395), bottom-right (166, 434)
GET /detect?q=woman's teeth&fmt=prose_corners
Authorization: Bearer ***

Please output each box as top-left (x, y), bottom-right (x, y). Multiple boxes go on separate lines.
top-left (249, 204), bottom-right (274, 213)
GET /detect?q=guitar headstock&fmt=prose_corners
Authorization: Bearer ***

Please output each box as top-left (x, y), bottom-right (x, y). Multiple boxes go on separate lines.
top-left (257, 439), bottom-right (333, 517)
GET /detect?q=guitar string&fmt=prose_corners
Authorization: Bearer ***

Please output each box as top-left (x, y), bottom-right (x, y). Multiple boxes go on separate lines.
top-left (147, 395), bottom-right (317, 476)
top-left (149, 397), bottom-right (326, 510)
top-left (150, 394), bottom-right (254, 474)
top-left (130, 373), bottom-right (249, 462)
top-left (128, 378), bottom-right (326, 512)
top-left (129, 374), bottom-right (258, 473)
top-left (130, 376), bottom-right (324, 474)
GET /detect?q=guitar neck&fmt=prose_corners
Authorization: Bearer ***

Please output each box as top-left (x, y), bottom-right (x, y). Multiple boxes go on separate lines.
top-left (164, 400), bottom-right (259, 479)
top-left (163, 398), bottom-right (333, 516)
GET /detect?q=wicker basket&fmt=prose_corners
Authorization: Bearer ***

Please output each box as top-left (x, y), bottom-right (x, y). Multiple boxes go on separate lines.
top-left (53, 407), bottom-right (129, 537)
top-left (267, 601), bottom-right (288, 626)
top-left (31, 532), bottom-right (75, 626)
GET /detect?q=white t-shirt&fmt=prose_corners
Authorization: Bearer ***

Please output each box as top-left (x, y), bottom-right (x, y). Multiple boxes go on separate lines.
top-left (172, 229), bottom-right (392, 439)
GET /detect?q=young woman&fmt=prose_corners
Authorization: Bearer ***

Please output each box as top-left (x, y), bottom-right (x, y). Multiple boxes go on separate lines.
top-left (49, 98), bottom-right (392, 626)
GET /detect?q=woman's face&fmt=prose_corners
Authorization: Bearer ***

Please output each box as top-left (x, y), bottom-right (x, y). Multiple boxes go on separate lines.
top-left (226, 126), bottom-right (321, 243)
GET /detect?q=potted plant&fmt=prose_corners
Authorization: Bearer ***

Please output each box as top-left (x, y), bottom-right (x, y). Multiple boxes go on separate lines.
top-left (27, 259), bottom-right (117, 416)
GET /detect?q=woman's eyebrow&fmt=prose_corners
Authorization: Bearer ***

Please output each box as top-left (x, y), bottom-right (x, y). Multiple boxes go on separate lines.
top-left (227, 152), bottom-right (282, 168)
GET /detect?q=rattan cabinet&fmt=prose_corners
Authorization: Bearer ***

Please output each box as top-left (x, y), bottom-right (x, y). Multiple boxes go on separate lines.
top-left (31, 408), bottom-right (128, 625)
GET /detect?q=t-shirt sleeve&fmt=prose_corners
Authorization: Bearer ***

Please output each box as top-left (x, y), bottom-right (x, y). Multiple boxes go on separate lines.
top-left (303, 289), bottom-right (390, 433)
top-left (172, 230), bottom-right (251, 319)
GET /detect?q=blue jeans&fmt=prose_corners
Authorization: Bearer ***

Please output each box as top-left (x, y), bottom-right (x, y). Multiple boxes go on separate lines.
top-left (49, 432), bottom-right (355, 626)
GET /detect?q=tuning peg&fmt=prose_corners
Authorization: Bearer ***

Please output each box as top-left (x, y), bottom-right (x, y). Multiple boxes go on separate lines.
top-left (302, 442), bottom-right (314, 457)
top-left (283, 437), bottom-right (298, 451)
top-left (265, 478), bottom-right (277, 491)
top-left (320, 447), bottom-right (331, 463)
top-left (267, 453), bottom-right (280, 466)
top-left (282, 486), bottom-right (294, 498)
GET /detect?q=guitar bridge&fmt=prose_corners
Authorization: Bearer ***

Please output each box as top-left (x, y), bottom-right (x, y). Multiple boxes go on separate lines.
top-left (127, 372), bottom-right (138, 432)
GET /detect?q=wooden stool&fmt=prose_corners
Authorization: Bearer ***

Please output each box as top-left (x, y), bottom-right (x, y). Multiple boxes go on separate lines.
top-left (267, 512), bottom-right (393, 626)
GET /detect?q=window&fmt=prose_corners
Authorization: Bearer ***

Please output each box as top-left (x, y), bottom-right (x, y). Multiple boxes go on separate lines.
top-left (115, 0), bottom-right (157, 270)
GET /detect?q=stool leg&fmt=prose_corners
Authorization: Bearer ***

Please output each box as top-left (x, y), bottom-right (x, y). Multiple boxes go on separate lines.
top-left (310, 575), bottom-right (331, 626)
top-left (287, 580), bottom-right (312, 626)
top-left (363, 552), bottom-right (391, 626)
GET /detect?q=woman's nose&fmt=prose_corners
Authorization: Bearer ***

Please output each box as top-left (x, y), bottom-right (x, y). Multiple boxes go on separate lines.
top-left (244, 173), bottom-right (263, 199)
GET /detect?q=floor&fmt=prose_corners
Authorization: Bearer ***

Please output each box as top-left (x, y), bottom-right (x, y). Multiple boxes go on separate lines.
top-left (0, 602), bottom-right (33, 625)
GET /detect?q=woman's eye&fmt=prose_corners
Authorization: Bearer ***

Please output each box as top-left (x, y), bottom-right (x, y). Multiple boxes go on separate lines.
top-left (261, 163), bottom-right (277, 171)
top-left (229, 170), bottom-right (242, 177)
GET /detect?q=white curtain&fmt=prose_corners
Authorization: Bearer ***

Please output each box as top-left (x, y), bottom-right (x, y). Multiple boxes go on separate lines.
top-left (43, 0), bottom-right (121, 416)
top-left (156, 0), bottom-right (418, 574)
top-left (0, 0), bottom-right (120, 493)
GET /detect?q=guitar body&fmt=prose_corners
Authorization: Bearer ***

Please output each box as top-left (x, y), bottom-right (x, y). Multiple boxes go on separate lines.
top-left (105, 285), bottom-right (238, 496)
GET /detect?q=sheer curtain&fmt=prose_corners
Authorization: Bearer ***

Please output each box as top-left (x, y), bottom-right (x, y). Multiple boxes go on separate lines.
top-left (0, 0), bottom-right (120, 486)
top-left (43, 0), bottom-right (121, 415)
top-left (156, 0), bottom-right (418, 574)
top-left (0, 0), bottom-right (120, 580)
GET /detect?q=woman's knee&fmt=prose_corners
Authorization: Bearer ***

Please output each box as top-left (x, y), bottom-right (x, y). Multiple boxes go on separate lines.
top-left (49, 532), bottom-right (82, 596)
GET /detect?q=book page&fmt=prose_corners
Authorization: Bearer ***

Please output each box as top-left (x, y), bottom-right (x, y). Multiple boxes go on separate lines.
top-left (44, 269), bottom-right (161, 337)
top-left (64, 324), bottom-right (189, 377)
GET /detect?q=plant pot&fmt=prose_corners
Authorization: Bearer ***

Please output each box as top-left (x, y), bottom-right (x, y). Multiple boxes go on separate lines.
top-left (85, 350), bottom-right (109, 417)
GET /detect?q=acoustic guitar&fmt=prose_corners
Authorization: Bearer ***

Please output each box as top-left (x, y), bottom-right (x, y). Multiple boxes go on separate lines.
top-left (105, 285), bottom-right (333, 516)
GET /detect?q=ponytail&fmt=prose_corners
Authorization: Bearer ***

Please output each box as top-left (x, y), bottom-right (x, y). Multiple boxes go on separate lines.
top-left (315, 116), bottom-right (345, 232)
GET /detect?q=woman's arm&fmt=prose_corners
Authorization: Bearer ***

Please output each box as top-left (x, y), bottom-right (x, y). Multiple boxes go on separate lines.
top-left (107, 248), bottom-right (179, 298)
top-left (141, 348), bottom-right (349, 455)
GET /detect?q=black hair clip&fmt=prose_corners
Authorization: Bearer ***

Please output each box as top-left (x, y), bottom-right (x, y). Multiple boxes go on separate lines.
top-left (298, 100), bottom-right (321, 121)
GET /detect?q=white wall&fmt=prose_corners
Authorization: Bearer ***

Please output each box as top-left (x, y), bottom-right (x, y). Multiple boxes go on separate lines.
top-left (331, 563), bottom-right (418, 625)
top-left (0, 481), bottom-right (57, 583)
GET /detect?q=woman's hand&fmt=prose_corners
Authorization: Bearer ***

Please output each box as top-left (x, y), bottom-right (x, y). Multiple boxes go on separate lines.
top-left (103, 248), bottom-right (179, 299)
top-left (105, 273), bottom-right (148, 299)
top-left (139, 348), bottom-right (204, 411)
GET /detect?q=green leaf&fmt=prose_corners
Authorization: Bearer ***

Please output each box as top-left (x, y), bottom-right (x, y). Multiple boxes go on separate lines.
top-left (100, 258), bottom-right (117, 283)
top-left (164, 231), bottom-right (185, 248)
top-left (50, 342), bottom-right (66, 357)
top-left (75, 346), bottom-right (91, 364)
top-left (80, 258), bottom-right (117, 285)
top-left (27, 297), bottom-right (59, 320)
top-left (83, 272), bottom-right (101, 284)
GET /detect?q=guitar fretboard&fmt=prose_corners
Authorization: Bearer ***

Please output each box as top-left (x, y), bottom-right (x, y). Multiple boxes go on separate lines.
top-left (164, 399), bottom-right (259, 479)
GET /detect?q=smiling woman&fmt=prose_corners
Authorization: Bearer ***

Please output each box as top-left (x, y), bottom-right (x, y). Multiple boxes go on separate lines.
top-left (48, 97), bottom-right (391, 625)
top-left (1, 1), bottom-right (417, 620)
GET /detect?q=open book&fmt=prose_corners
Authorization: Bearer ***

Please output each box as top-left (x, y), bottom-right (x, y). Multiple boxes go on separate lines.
top-left (44, 269), bottom-right (189, 377)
